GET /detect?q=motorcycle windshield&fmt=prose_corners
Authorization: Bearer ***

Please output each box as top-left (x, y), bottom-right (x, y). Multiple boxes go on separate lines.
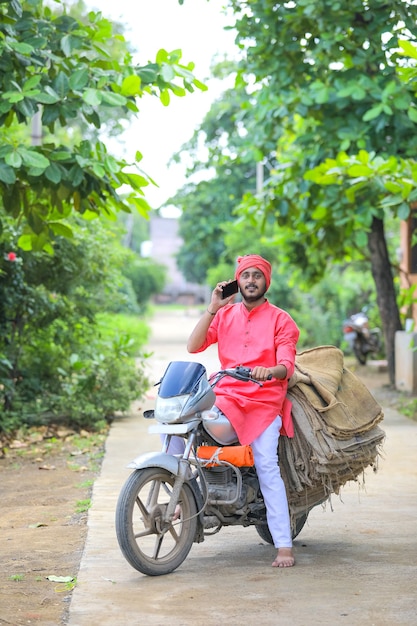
top-left (158, 361), bottom-right (207, 398)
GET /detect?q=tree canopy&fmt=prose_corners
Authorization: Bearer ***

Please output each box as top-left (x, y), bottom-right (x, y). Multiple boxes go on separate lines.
top-left (0, 0), bottom-right (206, 251)
top-left (172, 0), bottom-right (417, 383)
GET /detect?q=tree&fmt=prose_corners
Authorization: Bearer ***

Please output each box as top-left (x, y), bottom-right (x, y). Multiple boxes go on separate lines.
top-left (0, 0), bottom-right (206, 251)
top-left (205, 0), bottom-right (417, 384)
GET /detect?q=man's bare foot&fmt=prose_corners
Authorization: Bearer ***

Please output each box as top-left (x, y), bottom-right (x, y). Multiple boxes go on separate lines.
top-left (272, 547), bottom-right (295, 568)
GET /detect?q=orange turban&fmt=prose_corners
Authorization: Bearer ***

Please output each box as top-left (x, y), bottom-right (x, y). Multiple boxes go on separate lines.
top-left (235, 255), bottom-right (272, 289)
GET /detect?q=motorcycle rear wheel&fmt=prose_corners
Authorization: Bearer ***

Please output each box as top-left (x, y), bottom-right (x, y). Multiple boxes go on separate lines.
top-left (116, 467), bottom-right (198, 576)
top-left (353, 339), bottom-right (367, 365)
top-left (255, 513), bottom-right (308, 544)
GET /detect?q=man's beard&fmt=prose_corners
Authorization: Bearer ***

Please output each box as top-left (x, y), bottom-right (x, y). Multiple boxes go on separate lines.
top-left (241, 286), bottom-right (267, 303)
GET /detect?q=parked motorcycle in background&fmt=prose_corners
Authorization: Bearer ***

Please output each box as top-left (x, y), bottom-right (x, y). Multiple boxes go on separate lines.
top-left (343, 307), bottom-right (381, 365)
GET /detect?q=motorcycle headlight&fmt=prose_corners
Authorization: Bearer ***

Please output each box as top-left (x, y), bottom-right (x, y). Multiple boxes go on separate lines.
top-left (154, 395), bottom-right (188, 424)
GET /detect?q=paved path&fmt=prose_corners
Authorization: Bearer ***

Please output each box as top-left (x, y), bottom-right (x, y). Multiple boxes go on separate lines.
top-left (68, 310), bottom-right (417, 626)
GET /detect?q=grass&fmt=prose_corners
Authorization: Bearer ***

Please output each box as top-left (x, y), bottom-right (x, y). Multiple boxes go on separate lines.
top-left (75, 499), bottom-right (91, 513)
top-left (396, 396), bottom-right (417, 421)
top-left (96, 312), bottom-right (149, 354)
top-left (10, 574), bottom-right (24, 582)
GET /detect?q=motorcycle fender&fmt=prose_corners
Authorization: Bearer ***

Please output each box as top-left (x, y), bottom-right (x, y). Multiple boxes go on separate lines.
top-left (127, 451), bottom-right (180, 474)
top-left (127, 451), bottom-right (205, 543)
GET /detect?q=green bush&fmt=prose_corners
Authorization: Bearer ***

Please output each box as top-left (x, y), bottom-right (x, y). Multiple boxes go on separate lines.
top-left (0, 216), bottom-right (151, 433)
top-left (123, 257), bottom-right (167, 312)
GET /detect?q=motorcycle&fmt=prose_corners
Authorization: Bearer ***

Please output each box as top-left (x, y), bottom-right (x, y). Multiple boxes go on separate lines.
top-left (115, 360), bottom-right (309, 577)
top-left (342, 308), bottom-right (381, 365)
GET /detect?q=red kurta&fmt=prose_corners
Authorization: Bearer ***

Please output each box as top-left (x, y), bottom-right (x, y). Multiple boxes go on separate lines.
top-left (192, 300), bottom-right (299, 445)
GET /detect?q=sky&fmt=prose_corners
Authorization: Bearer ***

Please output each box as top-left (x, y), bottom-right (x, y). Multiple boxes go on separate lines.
top-left (86, 0), bottom-right (236, 212)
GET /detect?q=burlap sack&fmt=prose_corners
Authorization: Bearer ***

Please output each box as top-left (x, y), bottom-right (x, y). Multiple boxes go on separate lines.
top-left (289, 346), bottom-right (383, 439)
top-left (281, 345), bottom-right (385, 523)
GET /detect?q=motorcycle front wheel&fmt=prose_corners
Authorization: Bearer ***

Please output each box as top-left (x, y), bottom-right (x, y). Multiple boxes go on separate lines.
top-left (116, 467), bottom-right (198, 576)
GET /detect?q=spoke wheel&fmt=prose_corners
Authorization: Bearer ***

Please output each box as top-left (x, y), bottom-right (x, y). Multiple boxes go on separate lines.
top-left (116, 468), bottom-right (198, 576)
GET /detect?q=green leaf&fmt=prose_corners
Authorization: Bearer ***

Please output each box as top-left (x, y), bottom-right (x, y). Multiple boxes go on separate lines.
top-left (45, 162), bottom-right (62, 184)
top-left (53, 72), bottom-right (70, 98)
top-left (161, 63), bottom-right (175, 82)
top-left (23, 75), bottom-right (42, 92)
top-left (20, 148), bottom-right (50, 171)
top-left (42, 105), bottom-right (60, 127)
top-left (92, 162), bottom-right (105, 177)
top-left (27, 166), bottom-right (48, 177)
top-left (9, 40), bottom-right (34, 54)
top-left (408, 107), bottom-right (417, 124)
top-left (351, 86), bottom-right (366, 100)
top-left (347, 164), bottom-right (373, 177)
top-left (121, 75), bottom-right (141, 96)
top-left (35, 92), bottom-right (60, 105)
top-left (156, 49), bottom-right (169, 64)
top-left (138, 66), bottom-right (158, 84)
top-left (397, 202), bottom-right (411, 220)
top-left (17, 233), bottom-right (34, 251)
top-left (82, 89), bottom-right (102, 106)
top-left (60, 35), bottom-right (73, 57)
top-left (69, 68), bottom-right (89, 91)
top-left (49, 222), bottom-right (74, 238)
top-left (5, 151), bottom-right (22, 168)
top-left (160, 89), bottom-right (170, 106)
top-left (68, 164), bottom-right (84, 186)
top-left (362, 104), bottom-right (383, 121)
top-left (2, 91), bottom-right (24, 103)
top-left (123, 173), bottom-right (149, 188)
top-left (0, 146), bottom-right (13, 158)
top-left (398, 40), bottom-right (417, 60)
top-left (192, 78), bottom-right (207, 92)
top-left (49, 150), bottom-right (72, 162)
top-left (101, 91), bottom-right (127, 107)
top-left (311, 205), bottom-right (327, 220)
top-left (354, 229), bottom-right (368, 247)
top-left (384, 181), bottom-right (403, 194)
top-left (43, 86), bottom-right (61, 102)
top-left (0, 163), bottom-right (16, 184)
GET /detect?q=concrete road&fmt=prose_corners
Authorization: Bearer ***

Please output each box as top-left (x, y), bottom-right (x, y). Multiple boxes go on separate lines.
top-left (68, 310), bottom-right (417, 626)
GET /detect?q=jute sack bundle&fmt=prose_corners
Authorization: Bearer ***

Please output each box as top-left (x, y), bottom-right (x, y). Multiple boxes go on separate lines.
top-left (288, 345), bottom-right (384, 439)
top-left (279, 345), bottom-right (385, 520)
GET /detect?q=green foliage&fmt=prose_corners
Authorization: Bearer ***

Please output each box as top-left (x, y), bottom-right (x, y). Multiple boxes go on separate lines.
top-left (122, 257), bottom-right (167, 312)
top-left (0, 215), bottom-right (150, 432)
top-left (169, 0), bottom-right (417, 382)
top-left (96, 313), bottom-right (149, 354)
top-left (396, 395), bottom-right (417, 422)
top-left (0, 0), bottom-right (206, 250)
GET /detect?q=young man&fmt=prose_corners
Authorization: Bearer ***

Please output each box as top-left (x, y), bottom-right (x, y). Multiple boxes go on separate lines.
top-left (187, 254), bottom-right (299, 568)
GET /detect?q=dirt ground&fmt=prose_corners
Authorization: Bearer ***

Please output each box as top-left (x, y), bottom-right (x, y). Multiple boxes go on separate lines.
top-left (0, 427), bottom-right (107, 626)
top-left (0, 356), bottom-right (411, 626)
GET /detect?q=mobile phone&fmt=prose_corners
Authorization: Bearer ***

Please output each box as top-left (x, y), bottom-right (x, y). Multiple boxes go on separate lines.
top-left (221, 280), bottom-right (239, 298)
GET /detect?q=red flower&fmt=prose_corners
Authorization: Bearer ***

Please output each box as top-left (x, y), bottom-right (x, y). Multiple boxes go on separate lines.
top-left (6, 252), bottom-right (17, 261)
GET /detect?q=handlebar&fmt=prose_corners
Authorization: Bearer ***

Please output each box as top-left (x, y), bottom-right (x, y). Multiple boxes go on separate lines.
top-left (209, 366), bottom-right (272, 387)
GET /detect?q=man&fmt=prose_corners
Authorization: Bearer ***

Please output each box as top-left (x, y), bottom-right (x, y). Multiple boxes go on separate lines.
top-left (187, 254), bottom-right (299, 568)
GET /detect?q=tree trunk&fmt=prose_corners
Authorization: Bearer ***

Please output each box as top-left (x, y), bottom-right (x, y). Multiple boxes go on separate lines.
top-left (367, 216), bottom-right (402, 385)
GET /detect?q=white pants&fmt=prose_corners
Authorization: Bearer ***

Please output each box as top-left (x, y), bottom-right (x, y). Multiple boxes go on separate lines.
top-left (162, 435), bottom-right (186, 455)
top-left (251, 416), bottom-right (292, 548)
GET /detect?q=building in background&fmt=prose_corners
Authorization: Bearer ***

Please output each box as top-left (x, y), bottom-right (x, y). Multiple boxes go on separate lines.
top-left (148, 215), bottom-right (208, 304)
